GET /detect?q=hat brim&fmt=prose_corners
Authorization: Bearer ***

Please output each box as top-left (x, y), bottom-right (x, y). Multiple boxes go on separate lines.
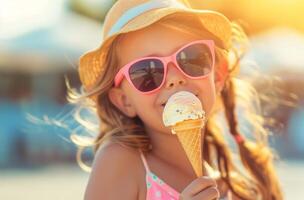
top-left (79, 7), bottom-right (232, 92)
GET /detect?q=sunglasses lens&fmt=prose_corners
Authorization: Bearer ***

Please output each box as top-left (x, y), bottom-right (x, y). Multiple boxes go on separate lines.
top-left (129, 59), bottom-right (164, 92)
top-left (176, 43), bottom-right (213, 77)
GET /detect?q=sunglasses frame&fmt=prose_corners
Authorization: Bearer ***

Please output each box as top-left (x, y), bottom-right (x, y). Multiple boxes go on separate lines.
top-left (114, 39), bottom-right (215, 94)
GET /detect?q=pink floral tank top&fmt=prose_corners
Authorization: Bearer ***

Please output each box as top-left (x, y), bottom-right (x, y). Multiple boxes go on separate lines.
top-left (139, 150), bottom-right (232, 200)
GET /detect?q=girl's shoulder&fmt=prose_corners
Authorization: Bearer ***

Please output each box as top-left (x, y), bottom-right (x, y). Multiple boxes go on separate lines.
top-left (85, 142), bottom-right (143, 199)
top-left (97, 141), bottom-right (140, 161)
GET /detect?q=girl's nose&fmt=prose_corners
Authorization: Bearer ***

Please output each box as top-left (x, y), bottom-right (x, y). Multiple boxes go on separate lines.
top-left (164, 62), bottom-right (187, 89)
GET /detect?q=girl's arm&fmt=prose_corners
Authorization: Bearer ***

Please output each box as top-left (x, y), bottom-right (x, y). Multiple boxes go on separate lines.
top-left (84, 143), bottom-right (139, 200)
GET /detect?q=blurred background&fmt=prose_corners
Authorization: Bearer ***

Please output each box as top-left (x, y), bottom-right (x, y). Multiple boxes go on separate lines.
top-left (0, 0), bottom-right (303, 199)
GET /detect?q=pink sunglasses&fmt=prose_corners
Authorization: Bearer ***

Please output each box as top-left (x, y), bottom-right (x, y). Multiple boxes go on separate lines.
top-left (114, 39), bottom-right (215, 94)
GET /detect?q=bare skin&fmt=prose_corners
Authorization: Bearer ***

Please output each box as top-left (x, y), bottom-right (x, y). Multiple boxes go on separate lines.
top-left (84, 22), bottom-right (238, 200)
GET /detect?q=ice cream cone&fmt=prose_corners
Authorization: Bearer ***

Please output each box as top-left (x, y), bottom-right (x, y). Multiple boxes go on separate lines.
top-left (172, 118), bottom-right (204, 177)
top-left (162, 91), bottom-right (206, 177)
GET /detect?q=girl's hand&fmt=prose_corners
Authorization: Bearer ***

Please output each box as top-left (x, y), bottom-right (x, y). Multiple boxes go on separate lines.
top-left (179, 176), bottom-right (220, 200)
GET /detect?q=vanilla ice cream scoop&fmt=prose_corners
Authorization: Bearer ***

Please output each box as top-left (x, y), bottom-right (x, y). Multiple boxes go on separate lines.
top-left (162, 91), bottom-right (205, 127)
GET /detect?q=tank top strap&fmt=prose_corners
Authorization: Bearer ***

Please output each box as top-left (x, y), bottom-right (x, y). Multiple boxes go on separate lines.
top-left (139, 149), bottom-right (150, 173)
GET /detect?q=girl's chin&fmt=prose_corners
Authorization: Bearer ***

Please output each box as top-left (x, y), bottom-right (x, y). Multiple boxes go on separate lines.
top-left (160, 126), bottom-right (173, 135)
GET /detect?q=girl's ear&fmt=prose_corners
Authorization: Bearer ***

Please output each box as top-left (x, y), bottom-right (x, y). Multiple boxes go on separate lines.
top-left (108, 88), bottom-right (137, 118)
top-left (215, 59), bottom-right (229, 94)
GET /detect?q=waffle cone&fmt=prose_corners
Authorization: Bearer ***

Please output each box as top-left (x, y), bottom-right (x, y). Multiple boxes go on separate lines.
top-left (172, 119), bottom-right (204, 177)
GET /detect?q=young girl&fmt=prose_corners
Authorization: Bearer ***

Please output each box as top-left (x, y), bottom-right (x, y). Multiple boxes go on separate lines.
top-left (71, 0), bottom-right (283, 199)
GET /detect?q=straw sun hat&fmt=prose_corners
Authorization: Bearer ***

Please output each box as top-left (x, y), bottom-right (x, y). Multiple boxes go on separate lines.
top-left (79, 0), bottom-right (232, 92)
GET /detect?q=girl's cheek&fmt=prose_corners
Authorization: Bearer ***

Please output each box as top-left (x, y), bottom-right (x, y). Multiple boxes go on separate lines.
top-left (132, 93), bottom-right (157, 109)
top-left (194, 78), bottom-right (216, 109)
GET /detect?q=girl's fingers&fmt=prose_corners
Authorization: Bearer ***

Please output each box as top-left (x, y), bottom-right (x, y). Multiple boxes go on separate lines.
top-left (193, 186), bottom-right (220, 200)
top-left (183, 176), bottom-right (217, 196)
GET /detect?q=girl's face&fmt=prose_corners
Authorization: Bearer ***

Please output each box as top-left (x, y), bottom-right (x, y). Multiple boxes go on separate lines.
top-left (109, 22), bottom-right (223, 135)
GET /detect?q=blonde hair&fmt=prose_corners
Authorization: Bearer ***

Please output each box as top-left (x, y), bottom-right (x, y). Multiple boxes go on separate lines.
top-left (69, 14), bottom-right (283, 200)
